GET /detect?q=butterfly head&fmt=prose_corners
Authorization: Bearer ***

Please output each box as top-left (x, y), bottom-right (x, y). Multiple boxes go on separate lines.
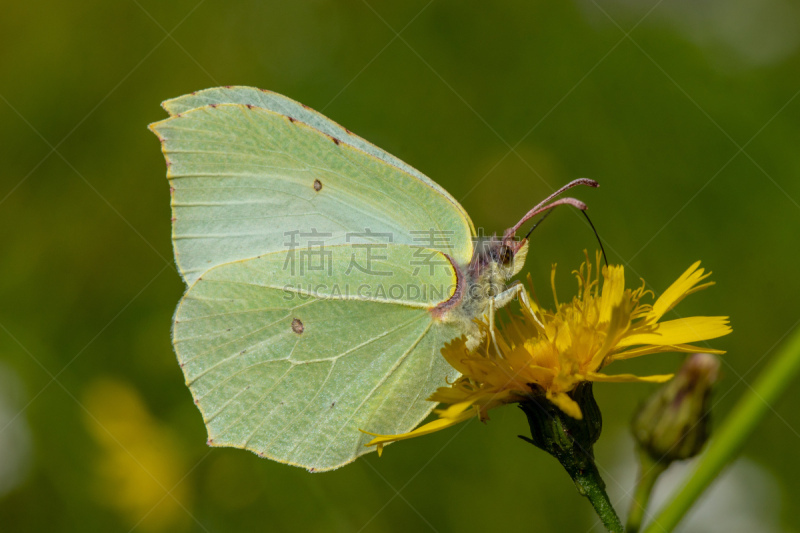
top-left (491, 178), bottom-right (600, 282)
top-left (468, 236), bottom-right (530, 301)
top-left (490, 236), bottom-right (529, 281)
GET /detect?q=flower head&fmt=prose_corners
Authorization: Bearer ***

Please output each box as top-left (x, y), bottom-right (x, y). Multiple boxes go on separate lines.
top-left (364, 252), bottom-right (731, 454)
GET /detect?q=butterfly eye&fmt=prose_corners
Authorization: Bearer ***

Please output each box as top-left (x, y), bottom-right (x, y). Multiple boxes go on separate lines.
top-left (499, 245), bottom-right (513, 266)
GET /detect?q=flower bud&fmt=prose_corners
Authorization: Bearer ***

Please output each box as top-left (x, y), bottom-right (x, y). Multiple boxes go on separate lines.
top-left (632, 353), bottom-right (721, 463)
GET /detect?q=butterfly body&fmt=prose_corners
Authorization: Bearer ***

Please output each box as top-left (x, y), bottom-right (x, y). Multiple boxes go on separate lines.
top-left (433, 238), bottom-right (530, 350)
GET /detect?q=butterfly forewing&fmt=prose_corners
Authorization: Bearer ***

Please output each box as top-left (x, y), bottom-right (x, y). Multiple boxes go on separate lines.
top-left (161, 86), bottom-right (475, 237)
top-left (151, 97), bottom-right (474, 286)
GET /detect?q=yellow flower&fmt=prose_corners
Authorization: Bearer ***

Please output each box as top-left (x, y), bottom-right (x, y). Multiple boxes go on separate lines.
top-left (364, 252), bottom-right (731, 455)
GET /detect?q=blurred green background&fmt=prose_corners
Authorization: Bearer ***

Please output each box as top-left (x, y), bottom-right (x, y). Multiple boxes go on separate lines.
top-left (2, 1), bottom-right (799, 531)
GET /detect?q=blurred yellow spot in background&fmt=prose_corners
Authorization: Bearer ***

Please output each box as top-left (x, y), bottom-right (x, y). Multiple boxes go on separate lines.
top-left (82, 378), bottom-right (192, 532)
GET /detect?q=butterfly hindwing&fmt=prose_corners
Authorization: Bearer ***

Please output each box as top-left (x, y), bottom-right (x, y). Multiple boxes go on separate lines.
top-left (174, 245), bottom-right (461, 470)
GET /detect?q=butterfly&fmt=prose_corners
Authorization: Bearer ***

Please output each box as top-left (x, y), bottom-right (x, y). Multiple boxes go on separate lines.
top-left (150, 86), bottom-right (596, 471)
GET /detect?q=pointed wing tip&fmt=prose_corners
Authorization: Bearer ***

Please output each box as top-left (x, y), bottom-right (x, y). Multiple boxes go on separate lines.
top-left (160, 86), bottom-right (271, 116)
top-left (160, 94), bottom-right (190, 116)
top-left (147, 117), bottom-right (171, 137)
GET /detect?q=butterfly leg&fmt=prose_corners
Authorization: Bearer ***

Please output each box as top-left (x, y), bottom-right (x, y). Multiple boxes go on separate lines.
top-left (487, 296), bottom-right (501, 355)
top-left (486, 281), bottom-right (522, 354)
top-left (492, 282), bottom-right (545, 329)
top-left (476, 282), bottom-right (542, 354)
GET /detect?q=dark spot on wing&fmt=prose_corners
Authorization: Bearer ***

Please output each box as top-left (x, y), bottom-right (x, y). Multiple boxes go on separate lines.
top-left (288, 116), bottom-right (296, 123)
top-left (313, 179), bottom-right (322, 192)
top-left (332, 137), bottom-right (340, 145)
top-left (291, 318), bottom-right (304, 334)
top-left (330, 401), bottom-right (335, 408)
top-left (224, 85), bottom-right (232, 88)
top-left (344, 128), bottom-right (352, 135)
top-left (246, 104), bottom-right (253, 109)
top-left (301, 103), bottom-right (310, 110)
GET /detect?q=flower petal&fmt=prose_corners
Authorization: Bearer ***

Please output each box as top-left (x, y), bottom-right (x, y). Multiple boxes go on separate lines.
top-left (546, 391), bottom-right (583, 419)
top-left (439, 341), bottom-right (473, 375)
top-left (611, 343), bottom-right (726, 361)
top-left (617, 316), bottom-right (731, 347)
top-left (647, 261), bottom-right (713, 322)
top-left (598, 265), bottom-right (625, 324)
top-left (586, 371), bottom-right (673, 383)
top-left (435, 399), bottom-right (475, 418)
top-left (362, 402), bottom-right (477, 455)
top-left (429, 384), bottom-right (475, 404)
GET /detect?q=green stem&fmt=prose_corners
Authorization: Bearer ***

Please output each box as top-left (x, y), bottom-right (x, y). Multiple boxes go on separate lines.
top-left (571, 462), bottom-right (624, 533)
top-left (643, 325), bottom-right (800, 532)
top-left (626, 450), bottom-right (668, 533)
top-left (519, 385), bottom-right (622, 532)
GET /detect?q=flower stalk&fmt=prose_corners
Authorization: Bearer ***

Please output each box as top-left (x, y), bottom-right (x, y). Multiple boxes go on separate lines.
top-left (519, 383), bottom-right (623, 532)
top-left (643, 324), bottom-right (800, 532)
top-left (626, 449), bottom-right (668, 533)
top-left (627, 352), bottom-right (721, 532)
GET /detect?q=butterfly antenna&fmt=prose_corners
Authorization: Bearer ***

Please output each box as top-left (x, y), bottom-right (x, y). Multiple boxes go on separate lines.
top-left (524, 209), bottom-right (554, 240)
top-left (582, 211), bottom-right (607, 267)
top-left (505, 179), bottom-right (598, 239)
